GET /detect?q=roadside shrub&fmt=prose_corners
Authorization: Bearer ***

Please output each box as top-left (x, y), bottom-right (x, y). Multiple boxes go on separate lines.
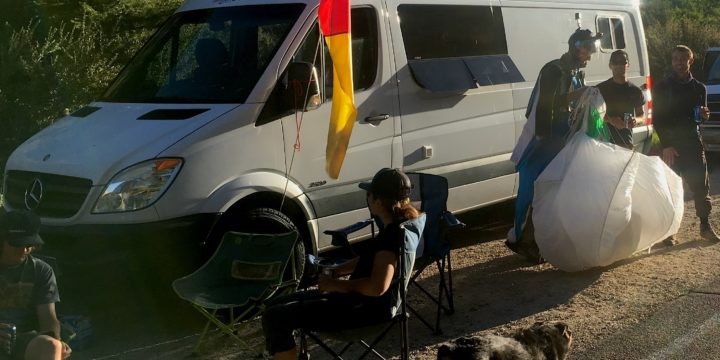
top-left (645, 16), bottom-right (720, 79)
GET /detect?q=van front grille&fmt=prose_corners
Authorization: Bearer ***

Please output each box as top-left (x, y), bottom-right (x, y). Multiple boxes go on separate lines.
top-left (708, 94), bottom-right (720, 117)
top-left (3, 171), bottom-right (93, 218)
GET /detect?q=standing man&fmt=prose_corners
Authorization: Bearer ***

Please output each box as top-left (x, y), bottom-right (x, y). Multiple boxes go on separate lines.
top-left (654, 45), bottom-right (720, 243)
top-left (0, 209), bottom-right (71, 360)
top-left (507, 28), bottom-right (602, 262)
top-left (597, 50), bottom-right (646, 149)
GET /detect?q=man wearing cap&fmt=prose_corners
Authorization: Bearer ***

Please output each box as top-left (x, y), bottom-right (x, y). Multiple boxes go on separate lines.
top-left (508, 28), bottom-right (602, 262)
top-left (0, 209), bottom-right (71, 359)
top-left (596, 50), bottom-right (646, 149)
top-left (653, 45), bottom-right (720, 244)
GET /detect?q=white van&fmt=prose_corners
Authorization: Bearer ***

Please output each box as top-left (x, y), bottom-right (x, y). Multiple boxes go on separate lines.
top-left (701, 47), bottom-right (720, 151)
top-left (2, 0), bottom-right (652, 271)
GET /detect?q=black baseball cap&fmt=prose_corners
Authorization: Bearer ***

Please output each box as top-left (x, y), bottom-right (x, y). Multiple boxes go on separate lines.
top-left (0, 209), bottom-right (44, 247)
top-left (359, 168), bottom-right (412, 201)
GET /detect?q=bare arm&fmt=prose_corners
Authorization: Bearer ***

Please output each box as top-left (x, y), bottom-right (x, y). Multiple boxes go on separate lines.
top-left (633, 105), bottom-right (645, 126)
top-left (318, 251), bottom-right (396, 297)
top-left (36, 303), bottom-right (61, 339)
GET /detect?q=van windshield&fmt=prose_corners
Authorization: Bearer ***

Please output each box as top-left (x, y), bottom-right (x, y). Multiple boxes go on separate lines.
top-left (706, 51), bottom-right (720, 85)
top-left (102, 4), bottom-right (305, 103)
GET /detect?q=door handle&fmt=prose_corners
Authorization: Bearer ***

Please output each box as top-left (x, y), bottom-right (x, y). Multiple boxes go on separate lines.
top-left (363, 114), bottom-right (390, 125)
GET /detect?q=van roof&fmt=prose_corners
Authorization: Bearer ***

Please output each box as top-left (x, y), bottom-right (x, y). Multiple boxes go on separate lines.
top-left (179, 0), bottom-right (640, 12)
top-left (708, 47), bottom-right (720, 52)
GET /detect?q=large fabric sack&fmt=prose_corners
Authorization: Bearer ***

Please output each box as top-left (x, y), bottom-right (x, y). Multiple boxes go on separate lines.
top-left (532, 88), bottom-right (684, 271)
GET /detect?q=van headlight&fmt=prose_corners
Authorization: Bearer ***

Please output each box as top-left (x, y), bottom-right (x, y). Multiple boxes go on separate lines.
top-left (92, 158), bottom-right (183, 213)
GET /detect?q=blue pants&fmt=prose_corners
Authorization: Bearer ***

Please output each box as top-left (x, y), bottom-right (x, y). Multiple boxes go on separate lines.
top-left (513, 134), bottom-right (568, 243)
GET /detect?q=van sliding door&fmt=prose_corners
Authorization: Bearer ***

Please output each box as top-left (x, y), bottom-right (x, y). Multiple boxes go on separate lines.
top-left (388, 2), bottom-right (519, 213)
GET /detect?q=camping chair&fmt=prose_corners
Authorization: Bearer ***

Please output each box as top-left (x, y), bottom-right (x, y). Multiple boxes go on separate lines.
top-left (405, 172), bottom-right (465, 334)
top-left (172, 231), bottom-right (299, 353)
top-left (299, 214), bottom-right (426, 360)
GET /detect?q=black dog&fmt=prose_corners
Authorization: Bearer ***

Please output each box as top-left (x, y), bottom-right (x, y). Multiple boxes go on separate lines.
top-left (436, 322), bottom-right (572, 360)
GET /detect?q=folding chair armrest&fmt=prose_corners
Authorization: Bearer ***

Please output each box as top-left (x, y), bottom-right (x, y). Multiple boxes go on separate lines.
top-left (324, 218), bottom-right (375, 247)
top-left (442, 211), bottom-right (465, 230)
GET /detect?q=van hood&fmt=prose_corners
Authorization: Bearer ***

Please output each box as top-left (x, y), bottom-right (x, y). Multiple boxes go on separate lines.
top-left (6, 102), bottom-right (239, 184)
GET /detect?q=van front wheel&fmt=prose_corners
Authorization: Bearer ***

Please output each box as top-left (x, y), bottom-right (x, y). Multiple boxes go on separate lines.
top-left (235, 208), bottom-right (307, 286)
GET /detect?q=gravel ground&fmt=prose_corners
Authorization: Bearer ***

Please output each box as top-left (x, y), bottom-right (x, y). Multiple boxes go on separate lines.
top-left (180, 186), bottom-right (720, 360)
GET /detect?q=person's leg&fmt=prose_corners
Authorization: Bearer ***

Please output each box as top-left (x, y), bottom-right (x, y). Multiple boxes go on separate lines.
top-left (262, 290), bottom-right (325, 358)
top-left (678, 143), bottom-right (718, 241)
top-left (20, 334), bottom-right (62, 360)
top-left (509, 136), bottom-right (566, 261)
top-left (262, 291), bottom-right (379, 358)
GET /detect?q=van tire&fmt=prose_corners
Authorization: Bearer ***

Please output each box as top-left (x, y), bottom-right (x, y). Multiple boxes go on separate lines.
top-left (234, 208), bottom-right (307, 287)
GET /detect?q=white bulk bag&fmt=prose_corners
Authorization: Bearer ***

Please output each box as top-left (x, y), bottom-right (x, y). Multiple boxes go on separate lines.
top-left (532, 89), bottom-right (684, 272)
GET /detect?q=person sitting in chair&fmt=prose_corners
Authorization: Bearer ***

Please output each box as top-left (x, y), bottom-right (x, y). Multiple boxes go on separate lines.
top-left (261, 168), bottom-right (420, 360)
top-left (0, 209), bottom-right (71, 360)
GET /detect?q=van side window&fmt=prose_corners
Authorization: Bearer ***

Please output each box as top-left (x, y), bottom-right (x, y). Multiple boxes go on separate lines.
top-left (323, 7), bottom-right (379, 94)
top-left (705, 51), bottom-right (720, 85)
top-left (397, 5), bottom-right (523, 92)
top-left (597, 16), bottom-right (626, 50)
top-left (397, 5), bottom-right (507, 60)
top-left (258, 7), bottom-right (379, 124)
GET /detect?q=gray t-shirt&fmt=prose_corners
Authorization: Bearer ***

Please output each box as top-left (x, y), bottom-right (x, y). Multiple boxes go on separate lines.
top-left (0, 255), bottom-right (59, 332)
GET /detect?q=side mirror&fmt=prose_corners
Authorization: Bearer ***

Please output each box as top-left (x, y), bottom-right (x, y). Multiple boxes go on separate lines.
top-left (286, 62), bottom-right (321, 111)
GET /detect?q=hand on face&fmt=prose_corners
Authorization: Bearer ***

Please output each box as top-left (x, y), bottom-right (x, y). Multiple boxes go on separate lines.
top-left (576, 47), bottom-right (592, 68)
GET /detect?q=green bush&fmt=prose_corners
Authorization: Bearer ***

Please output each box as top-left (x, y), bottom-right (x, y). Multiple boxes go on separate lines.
top-left (643, 0), bottom-right (720, 79)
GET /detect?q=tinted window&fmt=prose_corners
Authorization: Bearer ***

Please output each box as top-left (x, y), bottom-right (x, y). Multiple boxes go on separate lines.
top-left (294, 7), bottom-right (378, 93)
top-left (597, 16), bottom-right (626, 51)
top-left (103, 4), bottom-right (304, 103)
top-left (396, 5), bottom-right (522, 92)
top-left (611, 18), bottom-right (626, 49)
top-left (398, 5), bottom-right (507, 60)
top-left (705, 52), bottom-right (720, 85)
top-left (257, 7), bottom-right (379, 123)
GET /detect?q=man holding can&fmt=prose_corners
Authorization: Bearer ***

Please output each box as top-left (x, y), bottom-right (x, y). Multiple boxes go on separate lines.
top-left (597, 49), bottom-right (646, 149)
top-left (654, 44), bottom-right (720, 244)
top-left (0, 209), bottom-right (71, 359)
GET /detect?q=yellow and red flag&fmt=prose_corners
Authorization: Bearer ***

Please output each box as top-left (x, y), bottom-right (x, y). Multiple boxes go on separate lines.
top-left (319, 0), bottom-right (357, 179)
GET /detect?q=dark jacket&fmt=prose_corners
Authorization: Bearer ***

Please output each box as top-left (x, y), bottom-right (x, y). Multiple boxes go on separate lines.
top-left (534, 53), bottom-right (585, 139)
top-left (653, 74), bottom-right (707, 148)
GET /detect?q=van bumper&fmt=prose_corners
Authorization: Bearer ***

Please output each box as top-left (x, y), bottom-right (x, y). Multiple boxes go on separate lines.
top-left (37, 213), bottom-right (222, 267)
top-left (701, 125), bottom-right (720, 152)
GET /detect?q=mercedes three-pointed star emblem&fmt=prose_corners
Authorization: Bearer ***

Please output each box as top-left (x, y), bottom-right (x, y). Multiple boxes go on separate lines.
top-left (24, 178), bottom-right (44, 210)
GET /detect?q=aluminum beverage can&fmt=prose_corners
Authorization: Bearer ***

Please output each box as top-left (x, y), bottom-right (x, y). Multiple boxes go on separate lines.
top-left (1, 324), bottom-right (16, 356)
top-left (623, 113), bottom-right (633, 128)
top-left (693, 105), bottom-right (703, 123)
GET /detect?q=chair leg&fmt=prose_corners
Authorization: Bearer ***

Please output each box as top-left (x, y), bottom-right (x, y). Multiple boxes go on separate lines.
top-left (400, 316), bottom-right (409, 360)
top-left (358, 322), bottom-right (395, 360)
top-left (193, 309), bottom-right (216, 353)
top-left (445, 253), bottom-right (455, 314)
top-left (303, 331), bottom-right (346, 359)
top-left (192, 305), bottom-right (252, 351)
top-left (407, 304), bottom-right (436, 334)
top-left (435, 258), bottom-right (449, 334)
